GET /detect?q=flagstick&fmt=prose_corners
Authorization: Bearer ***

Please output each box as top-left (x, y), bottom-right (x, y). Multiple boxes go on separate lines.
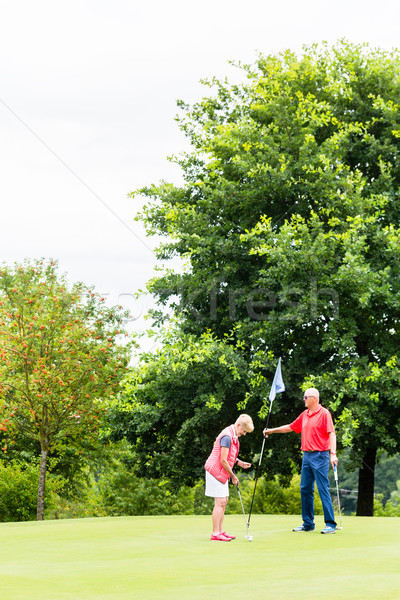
top-left (247, 402), bottom-right (271, 529)
top-left (247, 358), bottom-right (285, 534)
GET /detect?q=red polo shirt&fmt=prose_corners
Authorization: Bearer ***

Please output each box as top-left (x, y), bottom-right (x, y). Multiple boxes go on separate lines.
top-left (289, 405), bottom-right (334, 451)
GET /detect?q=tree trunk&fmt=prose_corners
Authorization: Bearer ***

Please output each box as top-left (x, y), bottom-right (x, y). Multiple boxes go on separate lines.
top-left (356, 446), bottom-right (377, 516)
top-left (37, 446), bottom-right (48, 521)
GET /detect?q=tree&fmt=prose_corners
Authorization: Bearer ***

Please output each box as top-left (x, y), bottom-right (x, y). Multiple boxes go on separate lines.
top-left (0, 260), bottom-right (131, 519)
top-left (242, 203), bottom-right (400, 516)
top-left (131, 41), bottom-right (400, 514)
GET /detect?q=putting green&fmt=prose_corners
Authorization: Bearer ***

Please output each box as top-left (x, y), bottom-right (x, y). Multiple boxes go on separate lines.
top-left (0, 514), bottom-right (399, 599)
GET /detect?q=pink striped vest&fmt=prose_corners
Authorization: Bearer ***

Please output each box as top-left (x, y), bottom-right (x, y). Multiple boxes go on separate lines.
top-left (204, 425), bottom-right (239, 483)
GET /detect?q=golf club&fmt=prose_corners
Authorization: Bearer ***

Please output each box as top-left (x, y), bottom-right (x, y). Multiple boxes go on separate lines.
top-left (333, 465), bottom-right (343, 530)
top-left (236, 481), bottom-right (253, 541)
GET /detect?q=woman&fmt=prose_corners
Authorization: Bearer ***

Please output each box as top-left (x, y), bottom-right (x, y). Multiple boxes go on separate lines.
top-left (204, 414), bottom-right (254, 541)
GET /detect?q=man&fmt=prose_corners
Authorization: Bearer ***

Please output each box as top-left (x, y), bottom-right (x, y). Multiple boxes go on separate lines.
top-left (205, 414), bottom-right (254, 541)
top-left (264, 388), bottom-right (338, 534)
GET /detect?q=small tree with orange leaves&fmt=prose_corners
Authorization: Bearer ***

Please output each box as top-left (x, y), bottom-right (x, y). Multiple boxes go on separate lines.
top-left (0, 259), bottom-right (132, 520)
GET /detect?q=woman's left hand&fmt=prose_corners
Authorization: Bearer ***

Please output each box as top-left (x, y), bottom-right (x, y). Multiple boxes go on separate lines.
top-left (240, 461), bottom-right (252, 469)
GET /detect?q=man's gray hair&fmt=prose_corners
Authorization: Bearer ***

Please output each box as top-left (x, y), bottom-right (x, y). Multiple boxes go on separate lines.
top-left (305, 387), bottom-right (320, 400)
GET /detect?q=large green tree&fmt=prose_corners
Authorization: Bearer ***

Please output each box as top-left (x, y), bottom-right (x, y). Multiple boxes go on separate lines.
top-left (131, 41), bottom-right (400, 514)
top-left (0, 260), bottom-right (131, 519)
top-left (241, 202), bottom-right (400, 516)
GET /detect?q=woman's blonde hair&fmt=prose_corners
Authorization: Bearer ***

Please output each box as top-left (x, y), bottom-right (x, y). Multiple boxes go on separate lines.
top-left (236, 414), bottom-right (254, 432)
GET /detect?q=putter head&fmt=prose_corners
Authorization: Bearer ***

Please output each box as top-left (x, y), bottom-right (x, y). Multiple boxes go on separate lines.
top-left (246, 535), bottom-right (253, 541)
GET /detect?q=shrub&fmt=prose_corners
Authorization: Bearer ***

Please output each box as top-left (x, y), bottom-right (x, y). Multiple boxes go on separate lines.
top-left (0, 460), bottom-right (61, 521)
top-left (99, 466), bottom-right (196, 516)
top-left (373, 494), bottom-right (400, 517)
top-left (46, 474), bottom-right (109, 520)
top-left (227, 474), bottom-right (323, 515)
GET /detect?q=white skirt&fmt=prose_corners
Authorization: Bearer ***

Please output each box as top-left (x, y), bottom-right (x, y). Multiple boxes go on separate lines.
top-left (205, 470), bottom-right (229, 497)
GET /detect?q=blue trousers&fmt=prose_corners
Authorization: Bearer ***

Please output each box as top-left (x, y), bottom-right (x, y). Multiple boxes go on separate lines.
top-left (300, 451), bottom-right (336, 530)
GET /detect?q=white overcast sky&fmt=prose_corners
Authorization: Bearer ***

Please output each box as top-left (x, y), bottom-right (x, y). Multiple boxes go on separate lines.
top-left (1, 0), bottom-right (399, 353)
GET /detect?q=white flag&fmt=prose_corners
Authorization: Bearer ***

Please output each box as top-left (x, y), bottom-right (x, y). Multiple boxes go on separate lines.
top-left (269, 357), bottom-right (285, 404)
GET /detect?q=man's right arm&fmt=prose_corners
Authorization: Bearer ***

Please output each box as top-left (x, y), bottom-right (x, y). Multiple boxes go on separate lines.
top-left (263, 424), bottom-right (293, 436)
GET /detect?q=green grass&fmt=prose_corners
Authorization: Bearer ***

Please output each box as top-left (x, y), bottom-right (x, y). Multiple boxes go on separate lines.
top-left (0, 514), bottom-right (399, 599)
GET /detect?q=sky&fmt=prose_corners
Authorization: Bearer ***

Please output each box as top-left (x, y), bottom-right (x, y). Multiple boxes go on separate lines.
top-left (1, 0), bottom-right (400, 355)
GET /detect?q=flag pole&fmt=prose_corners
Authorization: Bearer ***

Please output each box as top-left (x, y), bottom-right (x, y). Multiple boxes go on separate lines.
top-left (247, 358), bottom-right (285, 531)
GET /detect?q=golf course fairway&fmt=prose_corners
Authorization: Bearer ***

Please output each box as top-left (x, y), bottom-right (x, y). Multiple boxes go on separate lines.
top-left (0, 514), bottom-right (399, 599)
